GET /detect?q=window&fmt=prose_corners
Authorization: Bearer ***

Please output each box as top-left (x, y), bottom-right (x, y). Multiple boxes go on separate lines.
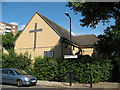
top-left (2, 70), bottom-right (9, 74)
top-left (6, 28), bottom-right (11, 30)
top-left (5, 32), bottom-right (9, 34)
top-left (12, 29), bottom-right (15, 32)
top-left (9, 70), bottom-right (15, 75)
top-left (13, 26), bottom-right (16, 28)
top-left (6, 26), bottom-right (11, 29)
top-left (14, 69), bottom-right (28, 75)
top-left (0, 27), bottom-right (5, 29)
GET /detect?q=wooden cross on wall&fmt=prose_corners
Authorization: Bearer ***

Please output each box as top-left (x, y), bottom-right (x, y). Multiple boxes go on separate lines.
top-left (29, 23), bottom-right (42, 51)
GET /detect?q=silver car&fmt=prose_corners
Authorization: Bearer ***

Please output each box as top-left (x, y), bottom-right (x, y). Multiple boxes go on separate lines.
top-left (1, 68), bottom-right (37, 87)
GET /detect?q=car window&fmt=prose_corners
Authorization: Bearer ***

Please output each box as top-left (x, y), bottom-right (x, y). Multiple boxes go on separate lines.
top-left (2, 70), bottom-right (9, 74)
top-left (8, 70), bottom-right (15, 75)
top-left (14, 69), bottom-right (28, 75)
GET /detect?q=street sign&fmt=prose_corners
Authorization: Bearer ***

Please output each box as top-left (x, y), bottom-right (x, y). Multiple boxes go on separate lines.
top-left (64, 55), bottom-right (78, 59)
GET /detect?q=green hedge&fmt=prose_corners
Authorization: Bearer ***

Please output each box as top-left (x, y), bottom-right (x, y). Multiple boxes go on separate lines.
top-left (31, 57), bottom-right (59, 81)
top-left (31, 55), bottom-right (114, 84)
top-left (2, 49), bottom-right (32, 73)
top-left (2, 50), bottom-right (115, 83)
top-left (112, 57), bottom-right (120, 82)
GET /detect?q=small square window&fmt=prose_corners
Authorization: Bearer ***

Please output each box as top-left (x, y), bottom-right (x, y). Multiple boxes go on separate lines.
top-left (13, 26), bottom-right (16, 28)
top-left (12, 29), bottom-right (15, 32)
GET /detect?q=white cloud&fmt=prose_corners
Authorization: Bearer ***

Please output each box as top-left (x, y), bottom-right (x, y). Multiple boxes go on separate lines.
top-left (75, 32), bottom-right (85, 36)
top-left (9, 22), bottom-right (18, 25)
top-left (18, 25), bottom-right (26, 30)
top-left (69, 32), bottom-right (85, 36)
top-left (71, 32), bottom-right (75, 36)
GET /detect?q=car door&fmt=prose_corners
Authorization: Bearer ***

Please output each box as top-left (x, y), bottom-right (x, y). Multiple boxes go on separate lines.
top-left (2, 69), bottom-right (9, 83)
top-left (7, 70), bottom-right (17, 84)
top-left (0, 70), bottom-right (2, 83)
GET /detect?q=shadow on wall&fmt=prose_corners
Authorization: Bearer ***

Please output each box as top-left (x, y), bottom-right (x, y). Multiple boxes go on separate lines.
top-left (49, 39), bottom-right (82, 58)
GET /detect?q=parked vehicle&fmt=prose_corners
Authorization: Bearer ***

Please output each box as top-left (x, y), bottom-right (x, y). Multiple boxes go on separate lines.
top-left (0, 68), bottom-right (37, 87)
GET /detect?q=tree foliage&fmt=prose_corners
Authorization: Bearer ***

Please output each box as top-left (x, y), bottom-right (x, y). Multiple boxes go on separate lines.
top-left (67, 2), bottom-right (120, 28)
top-left (31, 56), bottom-right (114, 83)
top-left (2, 49), bottom-right (32, 73)
top-left (2, 32), bottom-right (14, 50)
top-left (2, 30), bottom-right (23, 50)
top-left (67, 2), bottom-right (120, 58)
top-left (95, 18), bottom-right (120, 57)
top-left (14, 30), bottom-right (23, 41)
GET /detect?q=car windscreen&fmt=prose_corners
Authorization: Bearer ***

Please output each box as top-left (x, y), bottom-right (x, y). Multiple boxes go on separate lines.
top-left (14, 69), bottom-right (28, 75)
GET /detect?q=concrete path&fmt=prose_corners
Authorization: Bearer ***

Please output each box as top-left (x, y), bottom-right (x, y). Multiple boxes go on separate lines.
top-left (37, 80), bottom-right (120, 88)
top-left (37, 80), bottom-right (68, 88)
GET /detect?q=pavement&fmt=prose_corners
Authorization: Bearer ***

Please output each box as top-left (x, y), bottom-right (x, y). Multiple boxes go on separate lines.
top-left (36, 80), bottom-right (120, 88)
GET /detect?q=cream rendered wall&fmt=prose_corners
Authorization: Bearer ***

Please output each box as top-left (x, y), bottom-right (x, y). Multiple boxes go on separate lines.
top-left (62, 41), bottom-right (79, 55)
top-left (14, 13), bottom-right (61, 59)
top-left (81, 48), bottom-right (94, 56)
top-left (72, 46), bottom-right (79, 55)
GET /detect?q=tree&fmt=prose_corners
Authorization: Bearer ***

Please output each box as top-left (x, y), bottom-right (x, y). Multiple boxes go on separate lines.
top-left (67, 2), bottom-right (120, 58)
top-left (2, 50), bottom-right (32, 72)
top-left (2, 30), bottom-right (23, 50)
top-left (2, 32), bottom-right (14, 50)
top-left (14, 30), bottom-right (23, 41)
top-left (67, 2), bottom-right (120, 28)
top-left (95, 18), bottom-right (120, 57)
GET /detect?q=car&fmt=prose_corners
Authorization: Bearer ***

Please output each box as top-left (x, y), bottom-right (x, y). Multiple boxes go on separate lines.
top-left (0, 68), bottom-right (37, 87)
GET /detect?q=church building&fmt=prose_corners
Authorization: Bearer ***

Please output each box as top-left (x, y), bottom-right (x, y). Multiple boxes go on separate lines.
top-left (14, 12), bottom-right (98, 60)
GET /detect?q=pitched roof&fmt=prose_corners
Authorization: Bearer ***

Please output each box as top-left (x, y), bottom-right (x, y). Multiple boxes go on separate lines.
top-left (37, 12), bottom-right (98, 47)
top-left (73, 34), bottom-right (98, 47)
top-left (14, 12), bottom-right (79, 46)
top-left (36, 12), bottom-right (79, 47)
top-left (14, 12), bottom-right (98, 48)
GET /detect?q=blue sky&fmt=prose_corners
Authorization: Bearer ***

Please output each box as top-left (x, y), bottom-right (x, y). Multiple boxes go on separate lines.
top-left (2, 2), bottom-right (115, 36)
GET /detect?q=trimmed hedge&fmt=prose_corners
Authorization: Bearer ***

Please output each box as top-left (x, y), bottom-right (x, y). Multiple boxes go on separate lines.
top-left (2, 50), bottom-right (115, 83)
top-left (31, 55), bottom-right (114, 84)
top-left (112, 57), bottom-right (120, 82)
top-left (31, 57), bottom-right (59, 81)
top-left (2, 49), bottom-right (32, 73)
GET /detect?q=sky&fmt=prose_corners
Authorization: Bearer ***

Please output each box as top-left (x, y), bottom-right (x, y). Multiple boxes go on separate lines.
top-left (2, 2), bottom-right (115, 36)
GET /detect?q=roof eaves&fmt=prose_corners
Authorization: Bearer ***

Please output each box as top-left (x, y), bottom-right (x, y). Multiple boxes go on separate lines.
top-left (36, 12), bottom-right (79, 46)
top-left (63, 38), bottom-right (80, 47)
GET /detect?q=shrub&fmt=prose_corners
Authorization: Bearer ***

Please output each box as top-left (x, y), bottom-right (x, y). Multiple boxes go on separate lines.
top-left (31, 55), bottom-right (114, 83)
top-left (2, 32), bottom-right (14, 50)
top-left (71, 56), bottom-right (113, 83)
top-left (2, 49), bottom-right (115, 83)
top-left (2, 49), bottom-right (32, 73)
top-left (31, 57), bottom-right (59, 81)
top-left (112, 57), bottom-right (120, 82)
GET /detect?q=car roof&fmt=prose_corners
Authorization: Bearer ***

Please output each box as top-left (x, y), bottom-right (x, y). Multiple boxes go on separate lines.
top-left (1, 68), bottom-right (21, 71)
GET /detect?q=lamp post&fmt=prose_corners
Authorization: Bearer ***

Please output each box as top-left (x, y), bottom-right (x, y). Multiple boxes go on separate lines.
top-left (65, 12), bottom-right (72, 86)
top-left (87, 63), bottom-right (92, 88)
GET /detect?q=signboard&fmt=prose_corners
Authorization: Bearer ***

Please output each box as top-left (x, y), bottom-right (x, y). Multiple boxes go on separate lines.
top-left (64, 55), bottom-right (78, 59)
top-left (44, 51), bottom-right (54, 58)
